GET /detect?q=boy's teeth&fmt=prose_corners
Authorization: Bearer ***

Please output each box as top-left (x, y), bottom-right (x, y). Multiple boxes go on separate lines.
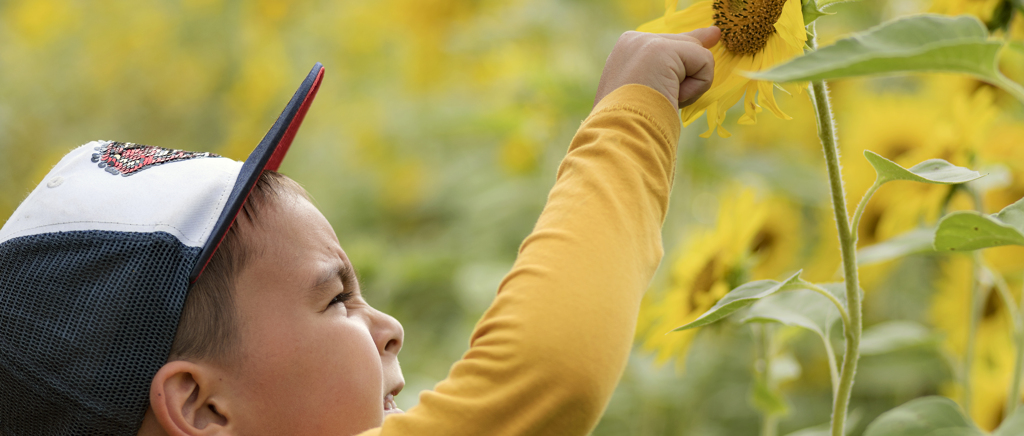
top-left (383, 393), bottom-right (401, 412)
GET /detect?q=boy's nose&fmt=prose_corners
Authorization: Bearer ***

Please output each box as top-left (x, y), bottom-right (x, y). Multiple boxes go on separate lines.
top-left (371, 309), bottom-right (404, 357)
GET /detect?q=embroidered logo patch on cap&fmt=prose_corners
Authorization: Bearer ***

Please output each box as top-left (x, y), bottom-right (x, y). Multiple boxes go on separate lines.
top-left (91, 141), bottom-right (220, 176)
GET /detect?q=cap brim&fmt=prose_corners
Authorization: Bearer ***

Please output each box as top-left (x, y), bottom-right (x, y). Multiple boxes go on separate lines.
top-left (189, 62), bottom-right (324, 282)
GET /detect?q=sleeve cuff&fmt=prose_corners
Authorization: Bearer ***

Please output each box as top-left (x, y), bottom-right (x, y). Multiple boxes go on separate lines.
top-left (590, 84), bottom-right (682, 145)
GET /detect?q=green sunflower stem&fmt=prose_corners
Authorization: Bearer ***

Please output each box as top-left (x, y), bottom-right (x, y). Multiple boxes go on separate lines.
top-left (964, 251), bottom-right (985, 413)
top-left (807, 24), bottom-right (862, 436)
top-left (758, 325), bottom-right (779, 436)
top-left (962, 185), bottom-right (985, 413)
top-left (851, 181), bottom-right (880, 243)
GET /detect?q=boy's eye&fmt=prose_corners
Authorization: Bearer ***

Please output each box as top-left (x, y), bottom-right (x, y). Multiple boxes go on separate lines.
top-left (328, 291), bottom-right (354, 308)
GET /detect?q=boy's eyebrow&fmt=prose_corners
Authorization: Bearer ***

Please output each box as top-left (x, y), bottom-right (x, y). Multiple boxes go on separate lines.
top-left (308, 262), bottom-right (357, 298)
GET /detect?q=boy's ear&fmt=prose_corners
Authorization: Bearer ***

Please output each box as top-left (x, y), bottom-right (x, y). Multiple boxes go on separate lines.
top-left (149, 360), bottom-right (231, 436)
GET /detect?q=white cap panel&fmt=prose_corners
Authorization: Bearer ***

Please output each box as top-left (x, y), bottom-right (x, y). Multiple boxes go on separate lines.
top-left (0, 141), bottom-right (243, 248)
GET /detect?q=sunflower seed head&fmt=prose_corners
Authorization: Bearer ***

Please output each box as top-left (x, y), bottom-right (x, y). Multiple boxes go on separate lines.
top-left (712, 0), bottom-right (787, 55)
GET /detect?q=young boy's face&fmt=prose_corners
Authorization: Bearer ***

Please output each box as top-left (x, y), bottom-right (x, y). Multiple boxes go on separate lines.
top-left (220, 190), bottom-right (405, 434)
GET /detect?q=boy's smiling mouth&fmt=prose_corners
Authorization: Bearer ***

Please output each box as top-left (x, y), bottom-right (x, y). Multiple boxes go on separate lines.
top-left (383, 392), bottom-right (403, 415)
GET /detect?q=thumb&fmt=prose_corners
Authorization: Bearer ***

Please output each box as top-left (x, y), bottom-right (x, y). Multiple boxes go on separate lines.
top-left (681, 26), bottom-right (721, 48)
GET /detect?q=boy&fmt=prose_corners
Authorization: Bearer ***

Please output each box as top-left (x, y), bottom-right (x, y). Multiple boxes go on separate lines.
top-left (0, 26), bottom-right (720, 435)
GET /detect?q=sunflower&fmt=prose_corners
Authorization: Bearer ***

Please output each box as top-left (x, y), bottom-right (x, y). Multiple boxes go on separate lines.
top-left (638, 0), bottom-right (806, 138)
top-left (638, 186), bottom-right (802, 369)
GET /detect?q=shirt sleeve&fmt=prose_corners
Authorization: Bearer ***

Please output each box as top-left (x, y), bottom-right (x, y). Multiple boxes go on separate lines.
top-left (357, 84), bottom-right (682, 436)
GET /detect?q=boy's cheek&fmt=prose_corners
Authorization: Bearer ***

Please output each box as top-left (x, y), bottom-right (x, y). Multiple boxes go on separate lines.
top-left (230, 318), bottom-right (385, 433)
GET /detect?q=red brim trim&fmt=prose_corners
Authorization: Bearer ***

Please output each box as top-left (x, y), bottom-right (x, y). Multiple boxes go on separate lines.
top-left (266, 67), bottom-right (324, 172)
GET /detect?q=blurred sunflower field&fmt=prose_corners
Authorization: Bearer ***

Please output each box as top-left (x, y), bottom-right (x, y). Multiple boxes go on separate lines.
top-left (4, 0), bottom-right (1024, 434)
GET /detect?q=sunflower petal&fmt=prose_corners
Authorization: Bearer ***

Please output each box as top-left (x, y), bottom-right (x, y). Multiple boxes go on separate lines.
top-left (758, 80), bottom-right (792, 120)
top-left (700, 101), bottom-right (718, 138)
top-left (666, 1), bottom-right (715, 31)
top-left (738, 82), bottom-right (763, 125)
top-left (717, 123), bottom-right (733, 138)
top-left (639, 2), bottom-right (715, 33)
top-left (773, 0), bottom-right (807, 49)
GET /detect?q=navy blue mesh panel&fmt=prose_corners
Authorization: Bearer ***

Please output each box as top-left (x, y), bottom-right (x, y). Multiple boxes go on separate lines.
top-left (0, 231), bottom-right (199, 435)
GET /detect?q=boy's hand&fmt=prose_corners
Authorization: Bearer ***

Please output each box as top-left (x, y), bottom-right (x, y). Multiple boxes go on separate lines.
top-left (594, 27), bottom-right (721, 109)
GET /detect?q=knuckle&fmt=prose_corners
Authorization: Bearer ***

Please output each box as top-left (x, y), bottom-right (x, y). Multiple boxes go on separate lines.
top-left (701, 47), bottom-right (715, 63)
top-left (619, 30), bottom-right (643, 44)
top-left (642, 37), bottom-right (668, 51)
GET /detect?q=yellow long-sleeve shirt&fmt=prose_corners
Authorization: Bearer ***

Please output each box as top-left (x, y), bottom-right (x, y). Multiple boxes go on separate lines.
top-left (358, 84), bottom-right (682, 436)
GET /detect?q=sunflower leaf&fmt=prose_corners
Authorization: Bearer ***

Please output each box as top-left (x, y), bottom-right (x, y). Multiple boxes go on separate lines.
top-left (748, 15), bottom-right (1024, 102)
top-left (671, 271), bottom-right (803, 331)
top-left (863, 397), bottom-right (984, 436)
top-left (740, 283), bottom-right (846, 341)
top-left (857, 227), bottom-right (937, 266)
top-left (934, 198), bottom-right (1024, 251)
top-left (865, 150), bottom-right (983, 186)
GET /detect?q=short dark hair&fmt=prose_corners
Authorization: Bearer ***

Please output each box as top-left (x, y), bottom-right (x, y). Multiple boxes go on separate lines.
top-left (167, 171), bottom-right (308, 362)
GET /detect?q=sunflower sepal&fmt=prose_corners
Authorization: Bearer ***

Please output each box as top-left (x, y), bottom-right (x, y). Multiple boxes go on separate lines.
top-left (671, 270), bottom-right (804, 332)
top-left (934, 197), bottom-right (1024, 251)
top-left (801, 0), bottom-right (835, 26)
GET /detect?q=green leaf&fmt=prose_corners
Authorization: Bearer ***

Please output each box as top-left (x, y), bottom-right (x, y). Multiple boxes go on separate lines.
top-left (864, 151), bottom-right (983, 186)
top-left (858, 227), bottom-right (937, 266)
top-left (993, 405), bottom-right (1024, 436)
top-left (934, 198), bottom-right (1024, 251)
top-left (863, 397), bottom-right (984, 436)
top-left (740, 283), bottom-right (847, 341)
top-left (748, 15), bottom-right (1024, 102)
top-left (859, 321), bottom-right (935, 356)
top-left (994, 197), bottom-right (1024, 229)
top-left (672, 271), bottom-right (803, 331)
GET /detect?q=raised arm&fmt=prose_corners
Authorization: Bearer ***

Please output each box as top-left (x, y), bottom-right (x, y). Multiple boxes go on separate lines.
top-left (359, 27), bottom-right (720, 436)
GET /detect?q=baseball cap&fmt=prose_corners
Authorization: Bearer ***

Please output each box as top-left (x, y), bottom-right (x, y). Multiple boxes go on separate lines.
top-left (0, 62), bottom-right (324, 435)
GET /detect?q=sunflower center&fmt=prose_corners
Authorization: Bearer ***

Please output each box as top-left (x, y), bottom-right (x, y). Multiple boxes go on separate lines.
top-left (712, 0), bottom-right (787, 55)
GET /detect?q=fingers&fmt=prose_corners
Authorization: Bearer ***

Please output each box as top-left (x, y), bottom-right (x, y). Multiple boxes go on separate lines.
top-left (593, 29), bottom-right (717, 109)
top-left (652, 26), bottom-right (721, 48)
top-left (673, 42), bottom-right (715, 107)
top-left (683, 26), bottom-right (722, 48)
